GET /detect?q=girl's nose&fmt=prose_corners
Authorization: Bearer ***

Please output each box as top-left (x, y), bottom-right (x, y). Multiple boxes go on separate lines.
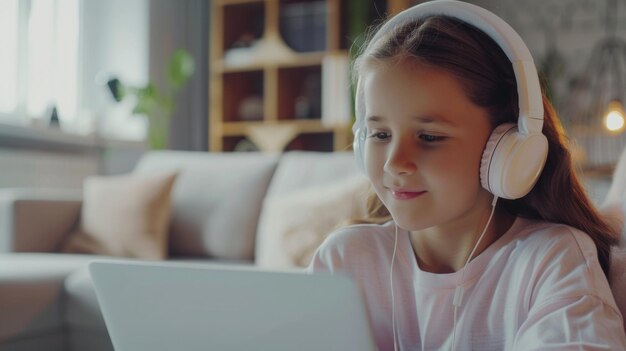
top-left (384, 139), bottom-right (417, 175)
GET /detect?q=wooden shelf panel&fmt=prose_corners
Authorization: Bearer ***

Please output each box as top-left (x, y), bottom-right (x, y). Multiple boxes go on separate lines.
top-left (215, 51), bottom-right (326, 73)
top-left (217, 0), bottom-right (265, 5)
top-left (222, 119), bottom-right (334, 136)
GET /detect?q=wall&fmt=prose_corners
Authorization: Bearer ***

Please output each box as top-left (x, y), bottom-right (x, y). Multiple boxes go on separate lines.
top-left (471, 0), bottom-right (626, 167)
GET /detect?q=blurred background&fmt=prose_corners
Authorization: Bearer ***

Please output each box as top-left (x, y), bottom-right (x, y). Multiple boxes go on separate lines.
top-left (1, 0), bottom-right (625, 202)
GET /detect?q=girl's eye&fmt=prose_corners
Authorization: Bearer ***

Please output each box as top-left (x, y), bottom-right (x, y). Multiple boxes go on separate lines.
top-left (420, 134), bottom-right (446, 143)
top-left (368, 131), bottom-right (391, 140)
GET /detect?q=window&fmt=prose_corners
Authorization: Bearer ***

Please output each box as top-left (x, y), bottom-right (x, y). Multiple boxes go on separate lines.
top-left (0, 0), bottom-right (80, 126)
top-left (0, 0), bottom-right (18, 114)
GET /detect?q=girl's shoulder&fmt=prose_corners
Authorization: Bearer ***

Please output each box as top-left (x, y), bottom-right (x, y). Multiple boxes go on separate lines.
top-left (508, 218), bottom-right (618, 313)
top-left (321, 221), bottom-right (396, 249)
top-left (512, 218), bottom-right (597, 261)
top-left (310, 221), bottom-right (397, 269)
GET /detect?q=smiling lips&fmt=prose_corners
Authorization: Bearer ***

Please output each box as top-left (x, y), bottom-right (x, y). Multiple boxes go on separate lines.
top-left (389, 189), bottom-right (426, 200)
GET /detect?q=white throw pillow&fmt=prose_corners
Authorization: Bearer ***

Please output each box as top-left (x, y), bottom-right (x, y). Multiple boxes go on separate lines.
top-left (601, 202), bottom-right (625, 247)
top-left (256, 174), bottom-right (370, 269)
top-left (610, 247), bottom-right (626, 332)
top-left (602, 145), bottom-right (626, 247)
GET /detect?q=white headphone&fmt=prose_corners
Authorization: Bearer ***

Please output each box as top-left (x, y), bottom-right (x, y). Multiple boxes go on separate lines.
top-left (352, 0), bottom-right (549, 200)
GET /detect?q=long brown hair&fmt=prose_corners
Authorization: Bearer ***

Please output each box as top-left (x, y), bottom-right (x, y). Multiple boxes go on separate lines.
top-left (351, 16), bottom-right (619, 275)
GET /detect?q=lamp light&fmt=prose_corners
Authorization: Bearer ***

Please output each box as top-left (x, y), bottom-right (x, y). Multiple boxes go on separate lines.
top-left (604, 100), bottom-right (626, 133)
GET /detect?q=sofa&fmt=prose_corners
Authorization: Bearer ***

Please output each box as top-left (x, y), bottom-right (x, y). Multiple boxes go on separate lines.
top-left (0, 150), bottom-right (370, 351)
top-left (0, 150), bottom-right (625, 351)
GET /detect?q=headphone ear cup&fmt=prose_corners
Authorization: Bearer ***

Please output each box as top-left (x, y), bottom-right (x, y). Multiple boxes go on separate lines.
top-left (353, 127), bottom-right (367, 173)
top-left (480, 123), bottom-right (548, 199)
top-left (353, 79), bottom-right (367, 174)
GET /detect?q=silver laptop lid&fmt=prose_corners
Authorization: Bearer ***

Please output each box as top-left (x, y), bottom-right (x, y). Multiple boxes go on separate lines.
top-left (89, 261), bottom-right (377, 351)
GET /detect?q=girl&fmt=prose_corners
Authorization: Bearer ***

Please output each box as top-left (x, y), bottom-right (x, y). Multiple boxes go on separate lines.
top-left (307, 1), bottom-right (626, 350)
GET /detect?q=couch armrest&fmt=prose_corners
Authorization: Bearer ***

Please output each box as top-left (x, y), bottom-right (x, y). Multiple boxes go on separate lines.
top-left (0, 189), bottom-right (82, 253)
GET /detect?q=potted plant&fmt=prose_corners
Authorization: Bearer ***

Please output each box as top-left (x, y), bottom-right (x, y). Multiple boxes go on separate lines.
top-left (107, 49), bottom-right (195, 149)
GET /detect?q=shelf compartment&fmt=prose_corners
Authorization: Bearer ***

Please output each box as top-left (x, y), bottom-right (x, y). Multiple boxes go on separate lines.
top-left (279, 0), bottom-right (328, 53)
top-left (222, 70), bottom-right (264, 122)
top-left (223, 2), bottom-right (265, 55)
top-left (278, 65), bottom-right (322, 121)
top-left (339, 0), bottom-right (388, 50)
top-left (285, 132), bottom-right (334, 152)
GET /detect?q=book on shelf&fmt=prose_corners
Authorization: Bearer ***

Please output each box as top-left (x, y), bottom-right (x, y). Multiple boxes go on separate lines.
top-left (280, 1), bottom-right (327, 52)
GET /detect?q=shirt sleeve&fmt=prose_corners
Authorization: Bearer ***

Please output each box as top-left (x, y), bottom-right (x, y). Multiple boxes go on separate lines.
top-left (306, 231), bottom-right (345, 274)
top-left (512, 227), bottom-right (626, 350)
top-left (305, 225), bottom-right (384, 275)
top-left (513, 294), bottom-right (626, 350)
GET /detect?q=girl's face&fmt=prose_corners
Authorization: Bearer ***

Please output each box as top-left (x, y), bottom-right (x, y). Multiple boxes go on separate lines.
top-left (362, 59), bottom-right (495, 231)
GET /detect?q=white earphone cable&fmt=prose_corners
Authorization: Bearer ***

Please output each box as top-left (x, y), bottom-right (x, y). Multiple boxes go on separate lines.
top-left (391, 223), bottom-right (399, 351)
top-left (450, 195), bottom-right (499, 351)
top-left (390, 196), bottom-right (499, 351)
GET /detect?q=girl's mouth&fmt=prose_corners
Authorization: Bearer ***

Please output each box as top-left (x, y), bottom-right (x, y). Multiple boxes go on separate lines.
top-left (389, 189), bottom-right (426, 200)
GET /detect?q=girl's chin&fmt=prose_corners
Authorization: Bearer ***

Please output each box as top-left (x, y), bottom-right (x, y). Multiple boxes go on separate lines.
top-left (389, 216), bottom-right (431, 231)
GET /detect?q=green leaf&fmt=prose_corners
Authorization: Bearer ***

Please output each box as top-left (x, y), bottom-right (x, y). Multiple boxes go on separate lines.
top-left (159, 97), bottom-right (174, 116)
top-left (168, 49), bottom-right (195, 90)
top-left (137, 83), bottom-right (157, 100)
top-left (132, 100), bottom-right (152, 115)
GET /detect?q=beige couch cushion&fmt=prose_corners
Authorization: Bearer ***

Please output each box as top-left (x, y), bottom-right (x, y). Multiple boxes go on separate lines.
top-left (603, 148), bottom-right (626, 246)
top-left (61, 171), bottom-right (177, 260)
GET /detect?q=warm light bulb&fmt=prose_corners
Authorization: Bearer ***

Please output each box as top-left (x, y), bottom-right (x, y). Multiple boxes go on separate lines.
top-left (604, 101), bottom-right (626, 133)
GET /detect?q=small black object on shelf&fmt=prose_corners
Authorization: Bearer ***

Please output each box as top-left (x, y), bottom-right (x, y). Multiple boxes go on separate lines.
top-left (49, 105), bottom-right (61, 128)
top-left (107, 77), bottom-right (124, 102)
top-left (295, 73), bottom-right (322, 119)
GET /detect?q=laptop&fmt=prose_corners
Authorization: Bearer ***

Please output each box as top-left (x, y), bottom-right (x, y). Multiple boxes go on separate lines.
top-left (89, 261), bottom-right (378, 351)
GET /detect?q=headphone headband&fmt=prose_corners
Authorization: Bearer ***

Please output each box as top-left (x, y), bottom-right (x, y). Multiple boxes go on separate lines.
top-left (357, 0), bottom-right (544, 135)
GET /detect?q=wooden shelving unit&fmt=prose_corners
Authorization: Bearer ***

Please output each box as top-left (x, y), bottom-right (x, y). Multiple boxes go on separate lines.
top-left (209, 0), bottom-right (415, 152)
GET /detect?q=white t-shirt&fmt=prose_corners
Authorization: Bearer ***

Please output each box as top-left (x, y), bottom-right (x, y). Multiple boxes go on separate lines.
top-left (307, 217), bottom-right (626, 350)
